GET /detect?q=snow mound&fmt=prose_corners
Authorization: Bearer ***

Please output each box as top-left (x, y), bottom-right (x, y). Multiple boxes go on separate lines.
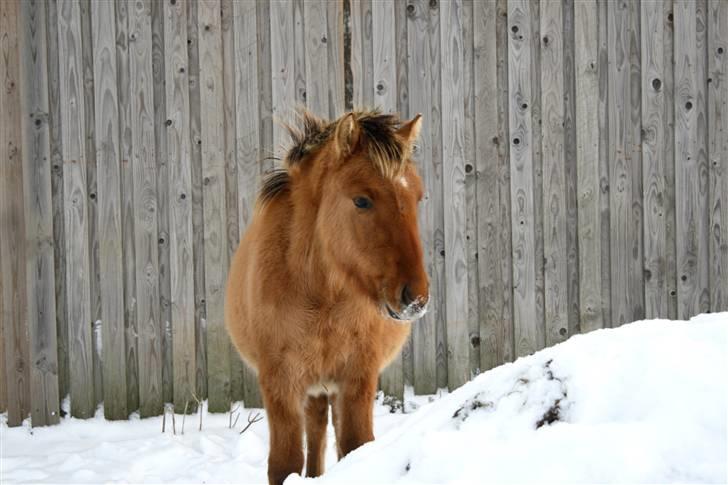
top-left (290, 313), bottom-right (727, 484)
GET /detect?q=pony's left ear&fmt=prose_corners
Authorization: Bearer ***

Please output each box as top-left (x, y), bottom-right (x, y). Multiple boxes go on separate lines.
top-left (396, 114), bottom-right (423, 146)
top-left (334, 113), bottom-right (360, 158)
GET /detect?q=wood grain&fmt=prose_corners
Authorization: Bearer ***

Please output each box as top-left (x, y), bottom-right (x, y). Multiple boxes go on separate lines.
top-left (129, 0), bottom-right (162, 417)
top-left (90, 0), bottom-right (127, 420)
top-left (440, 0), bottom-right (469, 389)
top-left (19, 0), bottom-right (61, 427)
top-left (540, 0), bottom-right (568, 346)
top-left (164, 0), bottom-right (196, 412)
top-left (270, 0), bottom-right (295, 158)
top-left (508, 0), bottom-right (542, 356)
top-left (57, 0), bottom-right (95, 418)
top-left (198, 0), bottom-right (231, 413)
top-left (708, 0), bottom-right (728, 312)
top-left (574, 0), bottom-right (603, 332)
top-left (304, 0), bottom-right (330, 118)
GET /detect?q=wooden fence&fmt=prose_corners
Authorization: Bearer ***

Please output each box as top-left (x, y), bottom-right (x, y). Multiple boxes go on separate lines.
top-left (1, 0), bottom-right (726, 427)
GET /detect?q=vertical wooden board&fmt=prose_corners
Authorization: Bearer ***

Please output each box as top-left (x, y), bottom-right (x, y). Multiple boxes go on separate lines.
top-left (370, 0), bottom-right (403, 398)
top-left (220, 0), bottom-right (243, 403)
top-left (663, 2), bottom-right (678, 320)
top-left (641, 0), bottom-right (668, 318)
top-left (529, 0), bottom-right (545, 353)
top-left (129, 0), bottom-right (162, 417)
top-left (440, 0), bottom-right (469, 390)
top-left (327, 0), bottom-right (345, 117)
top-left (695, 0), bottom-right (711, 314)
top-left (508, 0), bottom-right (543, 357)
top-left (574, 0), bottom-right (603, 332)
top-left (257, 0), bottom-right (274, 176)
top-left (461, 0), bottom-right (480, 377)
top-left (78, 0), bottom-right (103, 407)
top-left (57, 0), bottom-right (95, 419)
top-left (349, 0), bottom-right (365, 108)
top-left (45, 0), bottom-right (69, 407)
top-left (186, 0), bottom-right (208, 400)
top-left (372, 1), bottom-right (396, 111)
top-left (709, 0), bottom-right (728, 311)
top-left (232, 0), bottom-right (262, 408)
top-left (496, 0), bottom-right (514, 365)
top-left (290, 0), bottom-right (304, 108)
top-left (429, 0), bottom-right (447, 390)
top-left (115, 0), bottom-right (139, 413)
top-left (19, 0), bottom-right (61, 427)
top-left (392, 0), bottom-right (414, 390)
top-left (304, 0), bottom-right (330, 118)
top-left (407, 0), bottom-right (437, 394)
top-left (597, 0), bottom-right (612, 327)
top-left (198, 0), bottom-right (230, 413)
top-left (474, 0), bottom-right (505, 372)
top-left (151, 0), bottom-right (173, 406)
top-left (561, 0), bottom-right (580, 338)
top-left (674, 0), bottom-right (709, 319)
top-left (540, 0), bottom-right (568, 346)
top-left (0, 0), bottom-right (30, 419)
top-left (607, 0), bottom-right (643, 326)
top-left (164, 0), bottom-right (197, 412)
top-left (270, 0), bottom-right (295, 156)
top-left (0, 241), bottom-right (5, 413)
top-left (91, 0), bottom-right (127, 420)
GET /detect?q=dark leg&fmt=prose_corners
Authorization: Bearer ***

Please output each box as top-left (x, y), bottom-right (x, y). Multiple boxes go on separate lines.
top-left (304, 394), bottom-right (329, 477)
top-left (329, 393), bottom-right (344, 460)
top-left (260, 379), bottom-right (304, 485)
top-left (336, 375), bottom-right (378, 457)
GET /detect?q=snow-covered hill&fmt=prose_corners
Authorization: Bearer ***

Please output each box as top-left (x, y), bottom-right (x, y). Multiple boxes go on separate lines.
top-left (2, 313), bottom-right (726, 484)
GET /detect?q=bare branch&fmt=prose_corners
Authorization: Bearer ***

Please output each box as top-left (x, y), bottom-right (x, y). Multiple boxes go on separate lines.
top-left (240, 411), bottom-right (263, 435)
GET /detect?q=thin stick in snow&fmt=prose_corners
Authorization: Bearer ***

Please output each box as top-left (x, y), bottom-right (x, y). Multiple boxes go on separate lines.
top-left (240, 411), bottom-right (263, 435)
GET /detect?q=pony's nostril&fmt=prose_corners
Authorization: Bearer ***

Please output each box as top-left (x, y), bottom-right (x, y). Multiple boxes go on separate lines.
top-left (401, 284), bottom-right (415, 307)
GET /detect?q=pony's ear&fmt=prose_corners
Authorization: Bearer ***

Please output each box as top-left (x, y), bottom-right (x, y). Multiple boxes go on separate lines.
top-left (334, 113), bottom-right (360, 158)
top-left (396, 114), bottom-right (423, 145)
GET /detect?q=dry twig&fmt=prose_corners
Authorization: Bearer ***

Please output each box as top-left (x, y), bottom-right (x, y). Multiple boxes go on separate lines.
top-left (240, 411), bottom-right (263, 435)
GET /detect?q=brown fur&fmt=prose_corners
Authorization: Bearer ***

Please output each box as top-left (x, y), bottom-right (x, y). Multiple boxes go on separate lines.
top-left (225, 109), bottom-right (428, 485)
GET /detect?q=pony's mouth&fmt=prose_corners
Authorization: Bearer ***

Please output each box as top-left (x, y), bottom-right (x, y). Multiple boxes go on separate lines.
top-left (384, 298), bottom-right (429, 322)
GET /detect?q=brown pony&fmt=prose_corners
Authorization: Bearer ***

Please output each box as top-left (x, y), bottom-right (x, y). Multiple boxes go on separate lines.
top-left (224, 110), bottom-right (429, 485)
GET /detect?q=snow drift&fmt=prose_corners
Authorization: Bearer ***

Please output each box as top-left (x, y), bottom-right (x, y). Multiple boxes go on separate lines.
top-left (1, 313), bottom-right (726, 484)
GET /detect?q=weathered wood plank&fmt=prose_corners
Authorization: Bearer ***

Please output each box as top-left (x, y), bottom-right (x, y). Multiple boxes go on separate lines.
top-left (164, 0), bottom-right (197, 413)
top-left (257, 0), bottom-right (274, 177)
top-left (304, 0), bottom-right (329, 117)
top-left (198, 0), bottom-right (231, 413)
top-left (674, 0), bottom-right (710, 319)
top-left (327, 0), bottom-right (345, 118)
top-left (270, 0), bottom-right (295, 157)
top-left (461, 0), bottom-right (480, 377)
top-left (220, 0), bottom-right (243, 403)
top-left (407, 0), bottom-right (437, 393)
top-left (440, 0), bottom-right (469, 389)
top-left (115, 0), bottom-right (139, 413)
top-left (45, 0), bottom-right (69, 408)
top-left (608, 0), bottom-right (643, 326)
top-left (20, 0), bottom-right (60, 426)
top-left (129, 0), bottom-right (162, 417)
top-left (641, 0), bottom-right (668, 318)
top-left (574, 0), bottom-right (603, 332)
top-left (186, 0), bottom-right (208, 401)
top-left (664, 2), bottom-right (678, 320)
top-left (561, 0), bottom-right (580, 338)
top-left (78, 0), bottom-right (103, 407)
top-left (0, 241), bottom-right (5, 413)
top-left (349, 0), bottom-right (365, 108)
top-left (151, 0), bottom-right (173, 406)
top-left (508, 0), bottom-right (542, 356)
top-left (709, 0), bottom-right (728, 311)
top-left (474, 0), bottom-right (505, 371)
top-left (90, 0), bottom-right (127, 420)
top-left (540, 0), bottom-right (568, 346)
top-left (57, 0), bottom-right (95, 419)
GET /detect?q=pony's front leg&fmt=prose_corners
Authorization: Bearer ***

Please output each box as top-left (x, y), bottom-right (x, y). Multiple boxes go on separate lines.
top-left (336, 374), bottom-right (378, 457)
top-left (260, 379), bottom-right (304, 485)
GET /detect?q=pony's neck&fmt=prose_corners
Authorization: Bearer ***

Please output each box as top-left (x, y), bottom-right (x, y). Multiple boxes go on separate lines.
top-left (286, 165), bottom-right (341, 303)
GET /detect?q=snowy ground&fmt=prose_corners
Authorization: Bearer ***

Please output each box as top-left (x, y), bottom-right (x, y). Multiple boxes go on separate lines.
top-left (2, 313), bottom-right (726, 484)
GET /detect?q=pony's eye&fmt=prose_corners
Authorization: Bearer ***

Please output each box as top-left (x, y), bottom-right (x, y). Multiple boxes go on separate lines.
top-left (353, 196), bottom-right (373, 210)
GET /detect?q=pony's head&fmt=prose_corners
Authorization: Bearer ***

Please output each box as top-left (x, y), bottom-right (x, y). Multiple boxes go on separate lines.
top-left (265, 110), bottom-right (430, 322)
